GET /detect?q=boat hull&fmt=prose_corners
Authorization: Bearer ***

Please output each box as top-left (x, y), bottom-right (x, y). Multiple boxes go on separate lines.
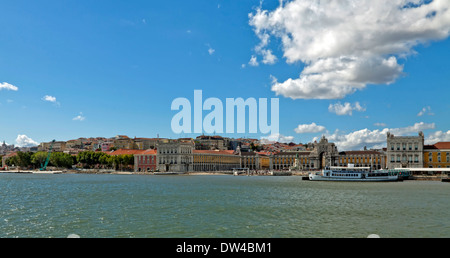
top-left (309, 174), bottom-right (399, 182)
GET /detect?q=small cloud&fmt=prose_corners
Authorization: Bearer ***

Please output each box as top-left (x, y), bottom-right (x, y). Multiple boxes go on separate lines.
top-left (248, 55), bottom-right (259, 66)
top-left (205, 43), bottom-right (215, 55)
top-left (42, 95), bottom-right (60, 106)
top-left (42, 95), bottom-right (57, 103)
top-left (294, 123), bottom-right (326, 134)
top-left (417, 106), bottom-right (434, 117)
top-left (6, 99), bottom-right (13, 103)
top-left (15, 134), bottom-right (38, 147)
top-left (328, 102), bottom-right (366, 116)
top-left (142, 18), bottom-right (147, 24)
top-left (186, 29), bottom-right (192, 34)
top-left (0, 82), bottom-right (19, 91)
top-left (374, 122), bottom-right (387, 127)
top-left (73, 112), bottom-right (86, 121)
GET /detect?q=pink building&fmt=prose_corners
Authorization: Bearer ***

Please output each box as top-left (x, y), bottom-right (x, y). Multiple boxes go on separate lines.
top-left (134, 149), bottom-right (157, 172)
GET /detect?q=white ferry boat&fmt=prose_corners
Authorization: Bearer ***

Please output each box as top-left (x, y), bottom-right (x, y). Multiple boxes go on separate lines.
top-left (309, 166), bottom-right (399, 182)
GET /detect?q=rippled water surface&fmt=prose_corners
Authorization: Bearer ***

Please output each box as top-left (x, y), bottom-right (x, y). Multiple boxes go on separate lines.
top-left (1, 174), bottom-right (449, 238)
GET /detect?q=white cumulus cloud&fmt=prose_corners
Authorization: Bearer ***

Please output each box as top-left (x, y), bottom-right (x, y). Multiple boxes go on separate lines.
top-left (294, 123), bottom-right (326, 134)
top-left (249, 0), bottom-right (450, 99)
top-left (328, 102), bottom-right (366, 116)
top-left (318, 122), bottom-right (436, 151)
top-left (0, 82), bottom-right (19, 91)
top-left (425, 130), bottom-right (450, 144)
top-left (16, 134), bottom-right (38, 147)
top-left (42, 95), bottom-right (57, 103)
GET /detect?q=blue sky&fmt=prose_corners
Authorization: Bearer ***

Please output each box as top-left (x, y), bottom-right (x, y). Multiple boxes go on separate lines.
top-left (1, 0), bottom-right (449, 150)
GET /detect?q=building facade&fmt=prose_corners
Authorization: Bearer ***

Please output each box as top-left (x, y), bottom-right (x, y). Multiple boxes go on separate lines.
top-left (193, 150), bottom-right (240, 171)
top-left (424, 142), bottom-right (450, 169)
top-left (113, 135), bottom-right (135, 149)
top-left (386, 132), bottom-right (424, 169)
top-left (157, 140), bottom-right (194, 172)
top-left (194, 135), bottom-right (228, 150)
top-left (270, 152), bottom-right (298, 170)
top-left (134, 149), bottom-right (157, 172)
top-left (338, 150), bottom-right (386, 170)
top-left (38, 141), bottom-right (67, 152)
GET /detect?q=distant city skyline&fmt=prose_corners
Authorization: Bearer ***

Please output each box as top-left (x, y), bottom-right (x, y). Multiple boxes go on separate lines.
top-left (1, 0), bottom-right (449, 151)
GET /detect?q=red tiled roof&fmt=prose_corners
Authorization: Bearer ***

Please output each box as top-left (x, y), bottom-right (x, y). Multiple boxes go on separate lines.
top-left (431, 142), bottom-right (450, 150)
top-left (139, 149), bottom-right (157, 155)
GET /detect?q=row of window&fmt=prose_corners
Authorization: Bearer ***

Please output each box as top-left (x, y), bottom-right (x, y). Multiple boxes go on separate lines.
top-left (390, 155), bottom-right (419, 163)
top-left (159, 147), bottom-right (192, 154)
top-left (390, 142), bottom-right (419, 151)
top-left (428, 157), bottom-right (450, 162)
top-left (427, 152), bottom-right (450, 163)
top-left (138, 155), bottom-right (155, 164)
top-left (331, 173), bottom-right (359, 177)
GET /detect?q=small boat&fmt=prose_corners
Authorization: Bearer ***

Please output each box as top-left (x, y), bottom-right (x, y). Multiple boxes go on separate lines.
top-left (309, 166), bottom-right (399, 182)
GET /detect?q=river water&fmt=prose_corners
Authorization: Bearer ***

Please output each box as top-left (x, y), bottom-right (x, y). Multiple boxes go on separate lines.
top-left (1, 173), bottom-right (449, 238)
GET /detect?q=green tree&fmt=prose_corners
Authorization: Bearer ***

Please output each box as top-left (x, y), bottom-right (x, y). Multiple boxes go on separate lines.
top-left (6, 155), bottom-right (19, 167)
top-left (16, 152), bottom-right (32, 169)
top-left (31, 151), bottom-right (49, 169)
top-left (77, 151), bottom-right (96, 168)
top-left (98, 153), bottom-right (111, 168)
top-left (50, 152), bottom-right (73, 168)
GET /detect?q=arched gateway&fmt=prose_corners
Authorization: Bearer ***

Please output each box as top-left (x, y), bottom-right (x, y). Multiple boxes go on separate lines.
top-left (309, 136), bottom-right (340, 170)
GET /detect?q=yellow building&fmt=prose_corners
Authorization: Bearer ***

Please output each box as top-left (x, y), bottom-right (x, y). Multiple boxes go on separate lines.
top-left (258, 154), bottom-right (270, 169)
top-left (338, 150), bottom-right (386, 170)
top-left (193, 150), bottom-right (240, 171)
top-left (424, 142), bottom-right (450, 168)
top-left (240, 152), bottom-right (272, 170)
top-left (271, 152), bottom-right (299, 170)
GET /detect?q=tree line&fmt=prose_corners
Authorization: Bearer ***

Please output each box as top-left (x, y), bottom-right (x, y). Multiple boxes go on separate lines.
top-left (4, 151), bottom-right (134, 171)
